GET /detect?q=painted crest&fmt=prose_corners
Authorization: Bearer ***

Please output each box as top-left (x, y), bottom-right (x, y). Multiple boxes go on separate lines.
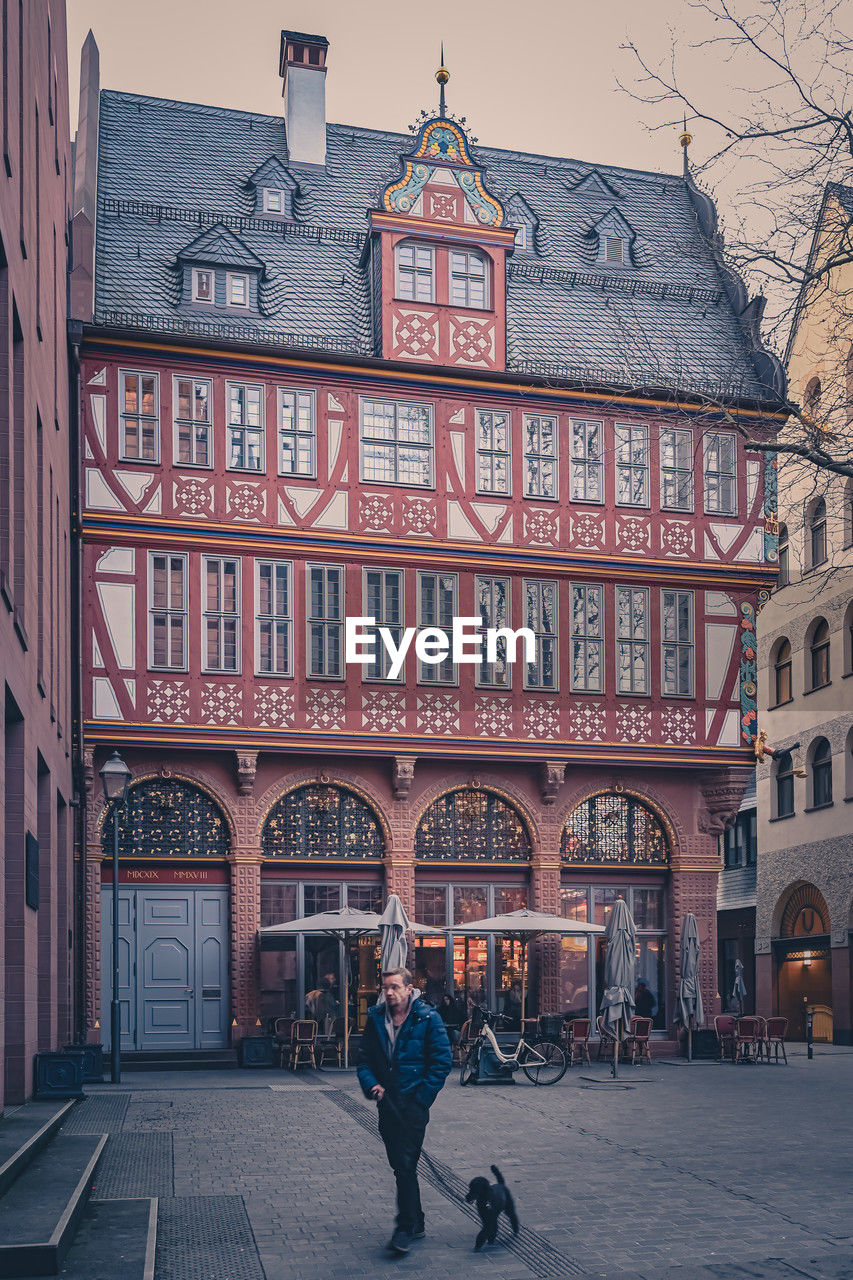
top-left (383, 118), bottom-right (504, 227)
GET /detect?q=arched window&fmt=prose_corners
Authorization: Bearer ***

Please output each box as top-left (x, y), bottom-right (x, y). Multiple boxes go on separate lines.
top-left (779, 883), bottom-right (829, 937)
top-left (775, 751), bottom-right (795, 819)
top-left (810, 737), bottom-right (833, 807)
top-left (809, 498), bottom-right (827, 568)
top-left (415, 789), bottom-right (530, 861)
top-left (449, 249), bottom-right (488, 309)
top-left (772, 637), bottom-right (792, 706)
top-left (261, 784), bottom-right (385, 859)
top-left (102, 778), bottom-right (230, 859)
top-left (777, 523), bottom-right (789, 586)
top-left (561, 792), bottom-right (670, 866)
top-left (803, 376), bottom-right (821, 421)
top-left (395, 241), bottom-right (435, 303)
top-left (809, 618), bottom-right (830, 689)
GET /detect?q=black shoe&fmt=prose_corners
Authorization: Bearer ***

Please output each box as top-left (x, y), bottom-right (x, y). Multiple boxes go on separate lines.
top-left (387, 1228), bottom-right (411, 1254)
top-left (411, 1226), bottom-right (426, 1241)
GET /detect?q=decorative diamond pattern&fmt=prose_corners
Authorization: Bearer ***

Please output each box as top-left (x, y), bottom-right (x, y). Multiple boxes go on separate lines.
top-left (429, 191), bottom-right (459, 221)
top-left (661, 704), bottom-right (696, 745)
top-left (227, 483), bottom-right (265, 521)
top-left (173, 477), bottom-right (212, 517)
top-left (304, 687), bottom-right (346, 730)
top-left (570, 512), bottom-right (605, 549)
top-left (254, 684), bottom-right (295, 728)
top-left (449, 316), bottom-right (495, 364)
top-left (661, 520), bottom-right (695, 557)
top-left (523, 700), bottom-right (561, 739)
top-left (567, 702), bottom-right (606, 741)
top-left (402, 497), bottom-right (437, 534)
top-left (525, 509), bottom-right (559, 545)
top-left (394, 310), bottom-right (439, 358)
top-left (617, 516), bottom-right (651, 553)
top-left (362, 690), bottom-right (407, 732)
top-left (615, 702), bottom-right (652, 742)
top-left (359, 494), bottom-right (394, 531)
top-left (475, 697), bottom-right (513, 737)
top-left (147, 680), bottom-right (190, 724)
top-left (416, 694), bottom-right (460, 734)
top-left (201, 683), bottom-right (242, 725)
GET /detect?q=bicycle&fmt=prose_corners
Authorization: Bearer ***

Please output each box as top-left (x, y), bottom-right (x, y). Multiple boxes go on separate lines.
top-left (459, 1009), bottom-right (567, 1086)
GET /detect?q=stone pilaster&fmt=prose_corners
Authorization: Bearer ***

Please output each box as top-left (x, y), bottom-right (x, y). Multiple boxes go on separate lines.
top-left (531, 850), bottom-right (561, 1013)
top-left (383, 851), bottom-right (415, 918)
top-left (228, 851), bottom-right (262, 1040)
top-left (668, 829), bottom-right (721, 1033)
top-left (85, 849), bottom-right (103, 1041)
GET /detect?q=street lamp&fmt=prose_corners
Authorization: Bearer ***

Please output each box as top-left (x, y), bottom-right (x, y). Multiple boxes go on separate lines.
top-left (100, 751), bottom-right (132, 1084)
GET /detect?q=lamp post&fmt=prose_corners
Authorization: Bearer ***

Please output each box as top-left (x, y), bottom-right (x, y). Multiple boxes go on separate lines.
top-left (99, 751), bottom-right (132, 1084)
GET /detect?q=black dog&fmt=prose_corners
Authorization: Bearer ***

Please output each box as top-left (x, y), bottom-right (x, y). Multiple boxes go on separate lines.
top-left (465, 1165), bottom-right (520, 1250)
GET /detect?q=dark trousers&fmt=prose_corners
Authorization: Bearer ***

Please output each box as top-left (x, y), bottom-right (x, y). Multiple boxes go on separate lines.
top-left (378, 1097), bottom-right (428, 1232)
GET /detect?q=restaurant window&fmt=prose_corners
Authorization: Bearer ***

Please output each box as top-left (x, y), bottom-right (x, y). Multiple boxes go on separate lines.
top-left (569, 419), bottom-right (603, 503)
top-left (260, 882), bottom-right (298, 927)
top-left (415, 789), bottom-right (531, 862)
top-left (561, 793), bottom-right (670, 867)
top-left (773, 637), bottom-right (792, 706)
top-left (660, 427), bottom-right (693, 511)
top-left (120, 370), bottom-right (159, 462)
top-left (417, 572), bottom-right (457, 684)
top-left (523, 413), bottom-right (557, 499)
top-left (307, 564), bottom-right (344, 679)
top-left (476, 409), bottom-right (511, 495)
top-left (523, 579), bottom-right (557, 690)
top-left (570, 583), bottom-right (603, 693)
top-left (174, 377), bottom-right (211, 467)
top-left (615, 422), bottom-right (649, 507)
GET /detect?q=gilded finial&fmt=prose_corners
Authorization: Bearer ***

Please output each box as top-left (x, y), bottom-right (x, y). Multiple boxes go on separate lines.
top-left (436, 42), bottom-right (449, 117)
top-left (679, 115), bottom-right (692, 177)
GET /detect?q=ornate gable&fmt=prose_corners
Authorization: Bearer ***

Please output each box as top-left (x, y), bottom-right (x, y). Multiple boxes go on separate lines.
top-left (382, 117), bottom-right (505, 229)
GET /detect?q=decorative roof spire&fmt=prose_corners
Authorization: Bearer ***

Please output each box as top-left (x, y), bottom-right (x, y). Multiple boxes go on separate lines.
top-left (679, 115), bottom-right (693, 178)
top-left (436, 43), bottom-right (449, 118)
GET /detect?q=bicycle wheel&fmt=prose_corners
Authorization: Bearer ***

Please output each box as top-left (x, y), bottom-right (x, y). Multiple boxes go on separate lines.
top-left (460, 1044), bottom-right (479, 1086)
top-left (521, 1040), bottom-right (567, 1085)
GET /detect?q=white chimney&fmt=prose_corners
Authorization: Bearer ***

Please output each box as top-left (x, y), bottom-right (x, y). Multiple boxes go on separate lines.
top-left (279, 30), bottom-right (329, 168)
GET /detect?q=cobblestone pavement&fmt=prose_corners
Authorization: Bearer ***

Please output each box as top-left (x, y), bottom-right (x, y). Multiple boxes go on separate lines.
top-left (80, 1047), bottom-right (853, 1280)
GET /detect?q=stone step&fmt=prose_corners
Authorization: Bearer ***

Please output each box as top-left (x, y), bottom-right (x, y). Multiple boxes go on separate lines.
top-left (0, 1133), bottom-right (106, 1277)
top-left (0, 1103), bottom-right (76, 1199)
top-left (122, 1049), bottom-right (238, 1072)
top-left (53, 1198), bottom-right (156, 1280)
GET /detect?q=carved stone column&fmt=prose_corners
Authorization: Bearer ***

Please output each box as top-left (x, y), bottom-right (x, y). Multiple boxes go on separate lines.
top-left (85, 848), bottom-right (103, 1041)
top-left (383, 851), bottom-right (415, 918)
top-left (227, 851), bottom-right (262, 1041)
top-left (531, 850), bottom-right (561, 1013)
top-left (668, 830), bottom-right (722, 1034)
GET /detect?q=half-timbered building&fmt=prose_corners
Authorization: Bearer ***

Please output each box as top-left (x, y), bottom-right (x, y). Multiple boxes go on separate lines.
top-left (71, 31), bottom-right (785, 1058)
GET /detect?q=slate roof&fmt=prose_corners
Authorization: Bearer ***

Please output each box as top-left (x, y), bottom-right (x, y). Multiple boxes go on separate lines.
top-left (94, 89), bottom-right (784, 403)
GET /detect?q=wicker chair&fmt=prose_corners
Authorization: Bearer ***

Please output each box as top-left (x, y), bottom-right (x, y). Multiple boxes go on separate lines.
top-left (734, 1016), bottom-right (762, 1063)
top-left (596, 1014), bottom-right (620, 1061)
top-left (714, 1014), bottom-right (736, 1063)
top-left (564, 1018), bottom-right (591, 1067)
top-left (290, 1019), bottom-right (318, 1069)
top-left (624, 1016), bottom-right (653, 1066)
top-left (764, 1016), bottom-right (788, 1064)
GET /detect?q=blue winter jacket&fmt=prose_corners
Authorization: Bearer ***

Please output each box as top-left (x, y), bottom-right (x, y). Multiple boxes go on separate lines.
top-left (357, 996), bottom-right (452, 1110)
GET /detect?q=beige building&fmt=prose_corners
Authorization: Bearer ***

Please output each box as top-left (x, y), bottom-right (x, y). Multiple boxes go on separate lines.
top-left (755, 183), bottom-right (853, 1044)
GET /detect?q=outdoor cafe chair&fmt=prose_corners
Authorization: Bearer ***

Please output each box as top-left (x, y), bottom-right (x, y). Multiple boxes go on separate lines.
top-left (273, 1017), bottom-right (294, 1068)
top-left (763, 1016), bottom-right (788, 1064)
top-left (317, 1017), bottom-right (348, 1068)
top-left (290, 1019), bottom-right (318, 1070)
top-left (734, 1015), bottom-right (762, 1063)
top-left (624, 1016), bottom-right (653, 1066)
top-left (714, 1014), bottom-right (736, 1063)
top-left (596, 1014), bottom-right (621, 1062)
top-left (564, 1017), bottom-right (591, 1067)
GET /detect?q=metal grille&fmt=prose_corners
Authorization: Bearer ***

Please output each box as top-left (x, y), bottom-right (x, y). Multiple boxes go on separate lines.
top-left (103, 780), bottom-right (229, 860)
top-left (262, 784), bottom-right (384, 860)
top-left (155, 1196), bottom-right (265, 1280)
top-left (92, 1133), bottom-right (173, 1198)
top-left (562, 793), bottom-right (669, 866)
top-left (62, 1093), bottom-right (130, 1134)
top-left (415, 788), bottom-right (531, 862)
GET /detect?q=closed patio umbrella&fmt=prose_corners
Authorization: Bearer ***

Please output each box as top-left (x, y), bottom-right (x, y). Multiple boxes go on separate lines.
top-left (677, 913), bottom-right (704, 1062)
top-left (732, 958), bottom-right (748, 1018)
top-left (378, 894), bottom-right (410, 975)
top-left (451, 908), bottom-right (604, 1026)
top-left (600, 897), bottom-right (636, 1079)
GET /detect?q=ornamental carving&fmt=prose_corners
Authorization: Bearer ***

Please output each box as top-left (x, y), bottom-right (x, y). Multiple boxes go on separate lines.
top-left (415, 788), bottom-right (531, 862)
top-left (102, 779), bottom-right (230, 860)
top-left (561, 792), bottom-right (669, 866)
top-left (698, 768), bottom-right (752, 834)
top-left (262, 784), bottom-right (384, 860)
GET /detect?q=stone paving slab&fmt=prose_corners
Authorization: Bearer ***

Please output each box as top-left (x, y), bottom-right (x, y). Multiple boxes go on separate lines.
top-left (77, 1052), bottom-right (852, 1279)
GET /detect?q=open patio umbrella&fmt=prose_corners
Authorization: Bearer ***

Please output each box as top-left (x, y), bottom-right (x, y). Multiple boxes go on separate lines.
top-left (732, 958), bottom-right (748, 1018)
top-left (260, 905), bottom-right (443, 1067)
top-left (677, 913), bottom-right (704, 1062)
top-left (600, 897), bottom-right (636, 1079)
top-left (451, 908), bottom-right (604, 1026)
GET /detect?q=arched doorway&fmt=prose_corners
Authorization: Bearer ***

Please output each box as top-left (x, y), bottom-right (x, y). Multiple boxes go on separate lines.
top-left (100, 778), bottom-right (231, 1052)
top-left (560, 791), bottom-right (670, 1029)
top-left (413, 788), bottom-right (532, 1020)
top-left (774, 883), bottom-right (833, 1040)
top-left (259, 783), bottom-right (386, 1029)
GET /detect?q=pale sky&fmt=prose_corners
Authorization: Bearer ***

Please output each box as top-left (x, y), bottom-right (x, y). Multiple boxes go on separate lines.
top-left (65, 0), bottom-right (733, 177)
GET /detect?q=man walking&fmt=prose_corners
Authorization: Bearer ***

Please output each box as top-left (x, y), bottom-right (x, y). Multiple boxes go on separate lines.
top-left (357, 967), bottom-right (452, 1255)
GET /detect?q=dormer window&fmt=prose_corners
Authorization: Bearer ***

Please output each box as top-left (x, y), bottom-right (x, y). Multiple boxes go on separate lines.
top-left (603, 236), bottom-right (626, 265)
top-left (396, 243), bottom-right (435, 303)
top-left (193, 269), bottom-right (214, 303)
top-left (450, 249), bottom-right (488, 309)
top-left (263, 188), bottom-right (287, 214)
top-left (514, 224), bottom-right (528, 252)
top-left (227, 273), bottom-right (249, 307)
